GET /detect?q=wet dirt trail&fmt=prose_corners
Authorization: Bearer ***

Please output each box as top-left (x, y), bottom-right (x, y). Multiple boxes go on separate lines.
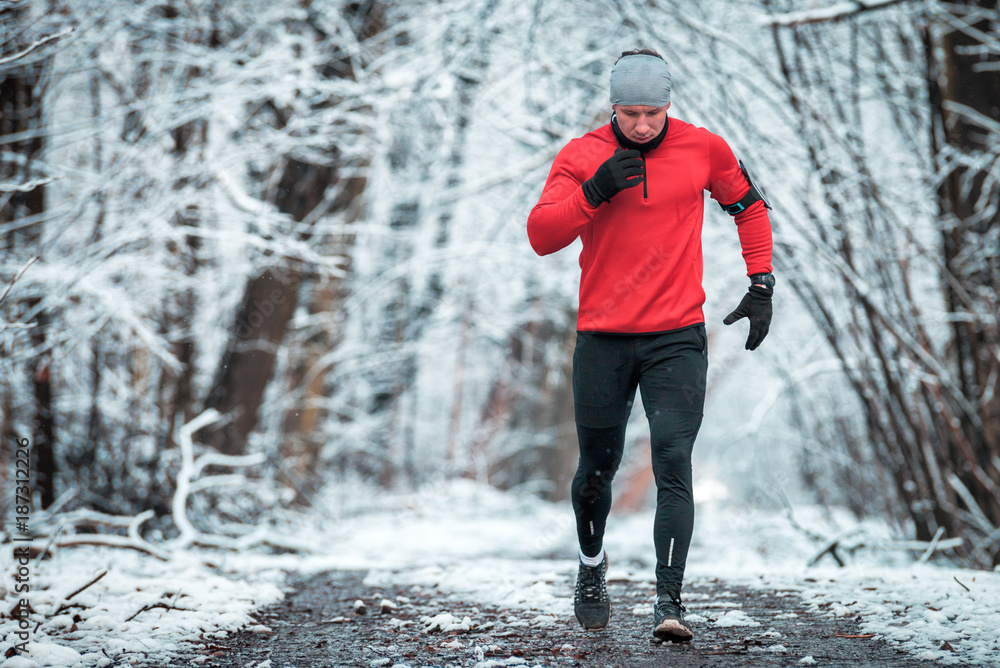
top-left (201, 569), bottom-right (937, 668)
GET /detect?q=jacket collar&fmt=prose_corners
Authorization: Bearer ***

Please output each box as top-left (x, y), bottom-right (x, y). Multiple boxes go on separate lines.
top-left (611, 113), bottom-right (669, 154)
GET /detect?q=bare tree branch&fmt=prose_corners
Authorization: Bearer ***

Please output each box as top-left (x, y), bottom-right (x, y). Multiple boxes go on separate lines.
top-left (0, 254), bottom-right (38, 309)
top-left (761, 0), bottom-right (915, 27)
top-left (0, 176), bottom-right (54, 193)
top-left (0, 27), bottom-right (75, 67)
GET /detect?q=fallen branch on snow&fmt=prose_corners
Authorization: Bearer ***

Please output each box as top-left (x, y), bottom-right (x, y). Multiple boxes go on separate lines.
top-left (807, 528), bottom-right (865, 567)
top-left (55, 531), bottom-right (170, 561)
top-left (52, 570), bottom-right (109, 616)
top-left (35, 508), bottom-right (170, 560)
top-left (16, 411), bottom-right (317, 561)
top-left (172, 409), bottom-right (320, 554)
top-left (782, 493), bottom-right (962, 567)
top-left (807, 530), bottom-right (963, 567)
top-left (918, 527), bottom-right (947, 565)
top-left (125, 600), bottom-right (195, 622)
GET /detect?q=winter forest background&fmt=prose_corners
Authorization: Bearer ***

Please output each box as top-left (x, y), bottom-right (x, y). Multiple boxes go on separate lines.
top-left (1, 0), bottom-right (998, 570)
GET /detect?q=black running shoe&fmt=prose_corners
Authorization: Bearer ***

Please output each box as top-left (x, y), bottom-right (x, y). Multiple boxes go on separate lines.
top-left (653, 595), bottom-right (693, 642)
top-left (573, 553), bottom-right (610, 630)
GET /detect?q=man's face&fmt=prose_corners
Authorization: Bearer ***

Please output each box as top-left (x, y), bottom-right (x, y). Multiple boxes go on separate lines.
top-left (613, 104), bottom-right (669, 143)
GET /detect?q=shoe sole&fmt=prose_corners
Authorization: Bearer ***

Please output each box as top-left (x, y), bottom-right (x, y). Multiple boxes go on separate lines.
top-left (575, 610), bottom-right (611, 630)
top-left (653, 619), bottom-right (693, 642)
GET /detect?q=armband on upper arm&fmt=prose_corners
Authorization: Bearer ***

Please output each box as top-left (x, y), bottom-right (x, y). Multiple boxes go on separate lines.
top-left (719, 160), bottom-right (772, 215)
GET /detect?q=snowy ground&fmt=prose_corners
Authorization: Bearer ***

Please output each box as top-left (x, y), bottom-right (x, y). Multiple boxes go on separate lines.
top-left (2, 479), bottom-right (999, 667)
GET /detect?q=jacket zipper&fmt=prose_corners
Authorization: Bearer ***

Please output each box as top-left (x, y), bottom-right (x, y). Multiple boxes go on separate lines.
top-left (641, 154), bottom-right (648, 200)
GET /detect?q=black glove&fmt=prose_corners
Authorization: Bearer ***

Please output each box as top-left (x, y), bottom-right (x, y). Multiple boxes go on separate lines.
top-left (582, 148), bottom-right (644, 206)
top-left (723, 285), bottom-right (773, 351)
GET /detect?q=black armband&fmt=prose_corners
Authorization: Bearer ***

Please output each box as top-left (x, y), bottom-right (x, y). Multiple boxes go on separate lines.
top-left (750, 272), bottom-right (775, 291)
top-left (719, 160), bottom-right (772, 215)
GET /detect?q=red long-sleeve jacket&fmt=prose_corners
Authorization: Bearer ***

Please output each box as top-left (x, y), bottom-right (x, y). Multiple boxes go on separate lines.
top-left (527, 118), bottom-right (772, 334)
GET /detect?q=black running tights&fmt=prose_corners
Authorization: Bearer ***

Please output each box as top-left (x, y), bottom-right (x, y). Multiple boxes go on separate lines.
top-left (570, 325), bottom-right (707, 600)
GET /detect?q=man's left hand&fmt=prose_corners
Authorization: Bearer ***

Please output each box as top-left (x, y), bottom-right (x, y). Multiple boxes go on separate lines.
top-left (723, 286), bottom-right (772, 351)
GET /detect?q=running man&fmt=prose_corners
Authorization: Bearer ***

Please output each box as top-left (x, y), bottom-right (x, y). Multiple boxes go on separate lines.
top-left (526, 48), bottom-right (774, 642)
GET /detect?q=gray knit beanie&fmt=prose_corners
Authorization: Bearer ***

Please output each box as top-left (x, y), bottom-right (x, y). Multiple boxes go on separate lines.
top-left (609, 54), bottom-right (672, 107)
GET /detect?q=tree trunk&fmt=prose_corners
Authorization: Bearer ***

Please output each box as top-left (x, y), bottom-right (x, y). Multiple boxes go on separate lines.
top-left (480, 311), bottom-right (577, 500)
top-left (928, 0), bottom-right (1000, 565)
top-left (278, 172), bottom-right (364, 503)
top-left (199, 1), bottom-right (385, 458)
top-left (1, 7), bottom-right (55, 507)
top-left (200, 159), bottom-right (330, 455)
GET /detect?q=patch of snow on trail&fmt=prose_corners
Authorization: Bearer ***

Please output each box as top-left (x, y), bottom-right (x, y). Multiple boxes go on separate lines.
top-left (712, 609), bottom-right (762, 627)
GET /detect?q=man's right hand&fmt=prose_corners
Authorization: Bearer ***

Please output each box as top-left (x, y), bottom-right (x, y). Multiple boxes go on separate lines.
top-left (582, 148), bottom-right (644, 207)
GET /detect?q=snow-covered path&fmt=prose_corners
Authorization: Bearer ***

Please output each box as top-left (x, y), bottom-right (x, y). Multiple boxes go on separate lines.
top-left (2, 480), bottom-right (999, 666)
top-left (207, 568), bottom-right (939, 668)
